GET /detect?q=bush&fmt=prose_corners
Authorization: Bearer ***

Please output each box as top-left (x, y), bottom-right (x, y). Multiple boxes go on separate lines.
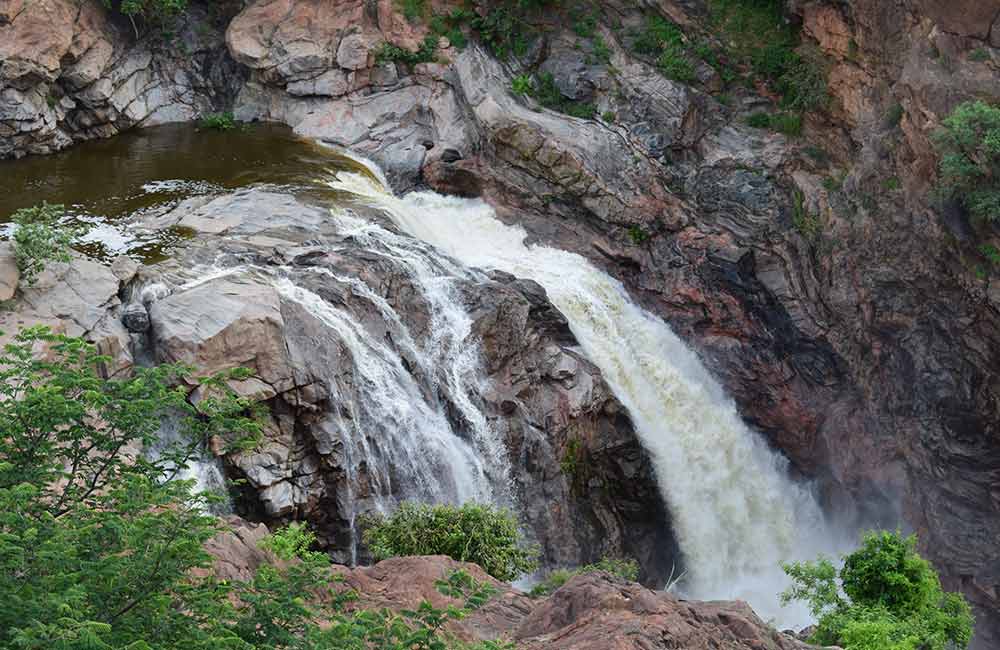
top-left (781, 531), bottom-right (974, 650)
top-left (932, 100), bottom-right (1000, 222)
top-left (199, 111), bottom-right (238, 131)
top-left (362, 502), bottom-right (538, 581)
top-left (376, 35), bottom-right (438, 65)
top-left (529, 557), bottom-right (639, 597)
top-left (10, 202), bottom-right (80, 286)
top-left (511, 74), bottom-right (533, 96)
top-left (0, 326), bottom-right (509, 650)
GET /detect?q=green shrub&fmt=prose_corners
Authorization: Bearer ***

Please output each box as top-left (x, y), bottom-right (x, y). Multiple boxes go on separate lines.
top-left (0, 326), bottom-right (511, 650)
top-left (792, 189), bottom-right (822, 240)
top-left (746, 111), bottom-right (772, 129)
top-left (969, 47), bottom-right (990, 62)
top-left (882, 177), bottom-right (900, 191)
top-left (884, 103), bottom-right (904, 128)
top-left (778, 48), bottom-right (828, 112)
top-left (400, 0), bottom-right (427, 22)
top-left (602, 110), bottom-right (616, 122)
top-left (376, 35), bottom-right (438, 65)
top-left (632, 15), bottom-right (683, 56)
top-left (980, 243), bottom-right (1000, 266)
top-left (782, 531), bottom-right (974, 650)
top-left (472, 5), bottom-right (531, 58)
top-left (771, 111), bottom-right (803, 136)
top-left (627, 225), bottom-right (649, 244)
top-left (933, 100), bottom-right (1000, 222)
top-left (529, 557), bottom-right (640, 597)
top-left (10, 202), bottom-right (81, 286)
top-left (522, 72), bottom-right (595, 119)
top-left (199, 111), bottom-right (237, 131)
top-left (362, 502), bottom-right (539, 581)
top-left (658, 45), bottom-right (697, 83)
top-left (511, 74), bottom-right (533, 96)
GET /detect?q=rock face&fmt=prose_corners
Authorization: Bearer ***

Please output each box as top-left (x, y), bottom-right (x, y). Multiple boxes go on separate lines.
top-left (0, 0), bottom-right (242, 158)
top-left (131, 188), bottom-right (676, 583)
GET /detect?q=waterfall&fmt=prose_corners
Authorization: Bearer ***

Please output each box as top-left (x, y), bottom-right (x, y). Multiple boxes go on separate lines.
top-left (326, 170), bottom-right (847, 626)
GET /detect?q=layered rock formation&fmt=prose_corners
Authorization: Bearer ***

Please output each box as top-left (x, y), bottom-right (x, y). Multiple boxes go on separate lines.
top-left (0, 0), bottom-right (241, 157)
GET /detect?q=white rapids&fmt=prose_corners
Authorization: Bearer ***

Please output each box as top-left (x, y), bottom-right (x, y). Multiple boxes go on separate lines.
top-left (326, 168), bottom-right (849, 626)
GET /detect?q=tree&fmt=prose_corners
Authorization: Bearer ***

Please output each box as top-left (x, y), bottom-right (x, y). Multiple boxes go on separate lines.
top-left (933, 100), bottom-right (1000, 222)
top-left (0, 326), bottom-right (511, 649)
top-left (781, 530), bottom-right (974, 650)
top-left (10, 202), bottom-right (80, 287)
top-left (362, 501), bottom-right (538, 582)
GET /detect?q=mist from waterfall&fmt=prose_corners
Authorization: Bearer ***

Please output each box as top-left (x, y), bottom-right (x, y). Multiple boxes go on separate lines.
top-left (326, 169), bottom-right (849, 627)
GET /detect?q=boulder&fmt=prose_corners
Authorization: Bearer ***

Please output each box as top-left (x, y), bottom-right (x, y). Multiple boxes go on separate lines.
top-left (0, 241), bottom-right (20, 301)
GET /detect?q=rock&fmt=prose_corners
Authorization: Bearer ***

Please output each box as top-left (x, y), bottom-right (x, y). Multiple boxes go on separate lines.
top-left (336, 33), bottom-right (370, 71)
top-left (0, 241), bottom-right (20, 301)
top-left (121, 302), bottom-right (150, 333)
top-left (516, 573), bottom-right (822, 650)
top-left (148, 275), bottom-right (293, 390)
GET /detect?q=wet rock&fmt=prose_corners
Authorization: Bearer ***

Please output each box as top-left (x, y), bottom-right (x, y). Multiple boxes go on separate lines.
top-left (121, 302), bottom-right (150, 333)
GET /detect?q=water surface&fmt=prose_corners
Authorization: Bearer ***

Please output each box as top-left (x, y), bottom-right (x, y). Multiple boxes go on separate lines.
top-left (0, 123), bottom-right (361, 262)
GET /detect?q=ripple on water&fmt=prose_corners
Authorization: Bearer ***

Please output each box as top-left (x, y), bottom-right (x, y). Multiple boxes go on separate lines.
top-left (0, 122), bottom-right (362, 264)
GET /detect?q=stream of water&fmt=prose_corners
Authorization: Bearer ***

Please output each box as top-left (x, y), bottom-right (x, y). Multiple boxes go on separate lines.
top-left (326, 168), bottom-right (849, 627)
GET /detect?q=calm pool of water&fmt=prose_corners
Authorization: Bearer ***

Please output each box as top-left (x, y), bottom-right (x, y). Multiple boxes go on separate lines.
top-left (0, 123), bottom-right (362, 263)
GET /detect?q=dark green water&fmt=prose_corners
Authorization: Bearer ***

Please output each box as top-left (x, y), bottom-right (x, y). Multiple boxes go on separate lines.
top-left (0, 123), bottom-right (363, 263)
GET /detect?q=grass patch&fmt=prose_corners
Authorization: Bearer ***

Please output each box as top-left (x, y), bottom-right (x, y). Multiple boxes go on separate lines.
top-left (630, 15), bottom-right (699, 84)
top-left (746, 111), bottom-right (802, 136)
top-left (969, 47), bottom-right (990, 62)
top-left (981, 243), bottom-right (1000, 266)
top-left (530, 557), bottom-right (640, 597)
top-left (882, 177), bottom-right (900, 191)
top-left (792, 189), bottom-right (822, 240)
top-left (198, 111), bottom-right (237, 131)
top-left (627, 225), bottom-right (649, 244)
top-left (518, 72), bottom-right (596, 119)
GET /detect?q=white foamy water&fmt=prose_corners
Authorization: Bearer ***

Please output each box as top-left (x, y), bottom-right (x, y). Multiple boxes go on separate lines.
top-left (326, 170), bottom-right (848, 626)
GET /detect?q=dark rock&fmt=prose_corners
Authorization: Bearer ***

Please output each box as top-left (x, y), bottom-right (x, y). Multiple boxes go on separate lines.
top-left (122, 302), bottom-right (151, 333)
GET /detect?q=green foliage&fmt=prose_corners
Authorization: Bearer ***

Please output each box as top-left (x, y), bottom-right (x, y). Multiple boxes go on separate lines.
top-left (602, 110), bottom-right (616, 122)
top-left (102, 0), bottom-right (188, 35)
top-left (882, 177), bottom-right (900, 191)
top-left (199, 111), bottom-right (238, 131)
top-left (517, 72), bottom-right (595, 119)
top-left (746, 111), bottom-right (802, 136)
top-left (400, 0), bottom-right (427, 22)
top-left (709, 0), bottom-right (827, 113)
top-left (529, 557), bottom-right (640, 597)
top-left (590, 35), bottom-right (612, 64)
top-left (627, 225), bottom-right (649, 244)
top-left (429, 8), bottom-right (474, 50)
top-left (571, 7), bottom-right (598, 38)
top-left (10, 202), bottom-right (81, 286)
top-left (630, 15), bottom-right (697, 84)
top-left (746, 111), bottom-right (772, 129)
top-left (471, 4), bottom-right (534, 59)
top-left (511, 74), bottom-right (533, 95)
top-left (658, 46), bottom-right (697, 84)
top-left (781, 531), bottom-right (974, 650)
top-left (376, 36), bottom-right (439, 65)
top-left (792, 189), bottom-right (822, 240)
top-left (885, 103), bottom-right (904, 128)
top-left (981, 243), bottom-right (1000, 266)
top-left (932, 100), bottom-right (1000, 222)
top-left (0, 326), bottom-right (510, 650)
top-left (362, 502), bottom-right (538, 582)
top-left (969, 47), bottom-right (990, 62)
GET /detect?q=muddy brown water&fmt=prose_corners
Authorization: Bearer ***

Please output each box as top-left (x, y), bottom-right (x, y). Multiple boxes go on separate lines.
top-left (0, 123), bottom-right (365, 263)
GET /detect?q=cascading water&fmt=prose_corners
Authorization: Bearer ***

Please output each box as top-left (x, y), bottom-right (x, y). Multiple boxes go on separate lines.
top-left (326, 168), bottom-right (848, 626)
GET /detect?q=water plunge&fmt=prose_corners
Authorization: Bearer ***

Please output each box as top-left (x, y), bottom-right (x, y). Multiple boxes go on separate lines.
top-left (326, 168), bottom-right (847, 626)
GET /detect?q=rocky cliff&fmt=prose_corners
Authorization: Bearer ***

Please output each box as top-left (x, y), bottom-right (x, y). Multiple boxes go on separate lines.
top-left (1, 0), bottom-right (999, 646)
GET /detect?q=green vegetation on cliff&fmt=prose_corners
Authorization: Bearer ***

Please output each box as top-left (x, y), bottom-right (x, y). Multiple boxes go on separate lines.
top-left (782, 531), bottom-right (973, 650)
top-left (933, 100), bottom-right (1000, 223)
top-left (10, 202), bottom-right (80, 286)
top-left (0, 327), bottom-right (508, 650)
